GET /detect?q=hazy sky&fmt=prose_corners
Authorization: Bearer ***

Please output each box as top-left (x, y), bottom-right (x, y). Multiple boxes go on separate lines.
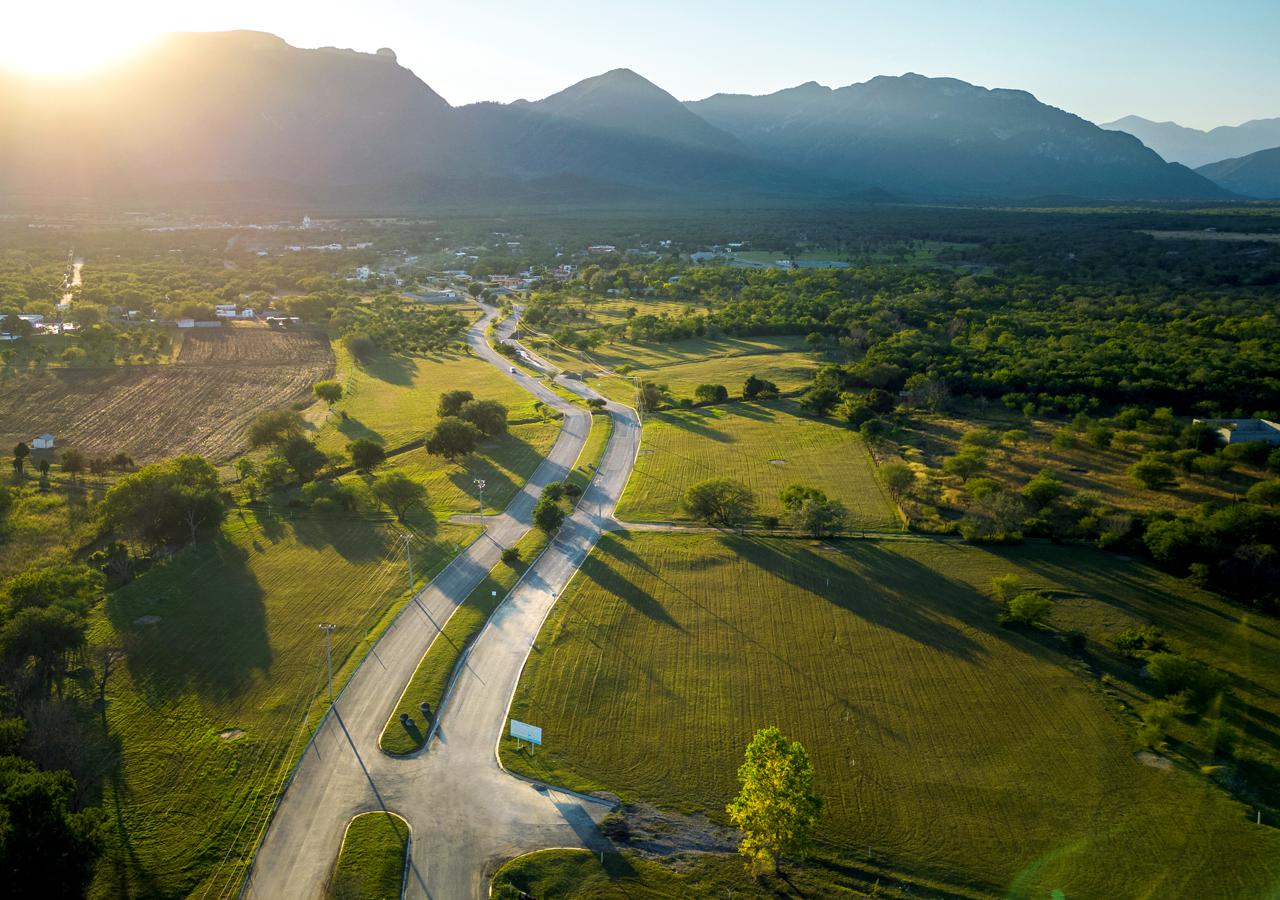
top-left (6, 0), bottom-right (1278, 129)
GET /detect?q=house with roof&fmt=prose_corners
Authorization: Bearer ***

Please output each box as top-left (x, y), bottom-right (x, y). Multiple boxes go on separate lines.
top-left (1194, 418), bottom-right (1280, 446)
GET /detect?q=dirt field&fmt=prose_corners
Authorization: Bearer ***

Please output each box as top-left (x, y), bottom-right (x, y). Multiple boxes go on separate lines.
top-left (0, 327), bottom-right (333, 463)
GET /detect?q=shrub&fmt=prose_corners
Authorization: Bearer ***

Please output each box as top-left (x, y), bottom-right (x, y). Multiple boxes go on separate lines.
top-left (542, 482), bottom-right (565, 502)
top-left (1128, 455), bottom-right (1177, 490)
top-left (943, 449), bottom-right (987, 480)
top-left (313, 380), bottom-right (343, 405)
top-left (563, 482), bottom-right (583, 499)
top-left (1000, 591), bottom-right (1052, 627)
top-left (247, 408), bottom-right (304, 447)
top-left (1222, 441), bottom-right (1270, 466)
top-left (1113, 625), bottom-right (1167, 656)
top-left (694, 383), bottom-right (729, 404)
top-left (533, 496), bottom-right (565, 533)
top-left (990, 574), bottom-right (1021, 603)
top-left (438, 389), bottom-right (475, 419)
top-left (425, 417), bottom-right (482, 460)
top-left (743, 374), bottom-right (779, 401)
top-left (501, 546), bottom-right (521, 565)
top-left (961, 427), bottom-right (1000, 449)
top-left (1022, 469), bottom-right (1067, 507)
top-left (459, 399), bottom-right (508, 437)
top-left (348, 438), bottom-right (386, 472)
top-left (1146, 652), bottom-right (1229, 711)
top-left (344, 332), bottom-right (376, 361)
top-left (880, 463), bottom-right (914, 497)
top-left (1246, 478), bottom-right (1280, 506)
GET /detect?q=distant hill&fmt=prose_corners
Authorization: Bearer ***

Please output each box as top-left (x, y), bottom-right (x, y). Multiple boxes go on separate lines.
top-left (0, 31), bottom-right (1232, 208)
top-left (1197, 147), bottom-right (1280, 199)
top-left (688, 74), bottom-right (1225, 201)
top-left (1101, 115), bottom-right (1280, 168)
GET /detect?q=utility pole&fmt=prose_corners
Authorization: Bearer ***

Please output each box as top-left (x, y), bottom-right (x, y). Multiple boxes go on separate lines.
top-left (473, 478), bottom-right (486, 531)
top-left (318, 623), bottom-right (336, 702)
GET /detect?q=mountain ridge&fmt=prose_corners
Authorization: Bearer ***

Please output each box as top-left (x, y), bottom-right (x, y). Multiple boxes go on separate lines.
top-left (0, 31), bottom-right (1234, 207)
top-left (1102, 114), bottom-right (1280, 168)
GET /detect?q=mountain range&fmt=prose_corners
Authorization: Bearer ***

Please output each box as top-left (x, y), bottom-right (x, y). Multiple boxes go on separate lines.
top-left (1197, 147), bottom-right (1280, 199)
top-left (0, 31), bottom-right (1240, 208)
top-left (1101, 115), bottom-right (1280, 169)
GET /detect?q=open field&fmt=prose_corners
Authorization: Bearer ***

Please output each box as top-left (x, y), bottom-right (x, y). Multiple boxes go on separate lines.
top-left (87, 510), bottom-right (475, 898)
top-left (0, 479), bottom-right (102, 579)
top-left (0, 328), bottom-right (333, 463)
top-left (503, 532), bottom-right (1280, 898)
top-left (316, 345), bottom-right (547, 454)
top-left (617, 401), bottom-right (901, 529)
top-left (327, 812), bottom-right (409, 900)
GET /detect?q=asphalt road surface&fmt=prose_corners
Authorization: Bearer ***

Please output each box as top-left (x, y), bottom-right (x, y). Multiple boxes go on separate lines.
top-left (242, 303), bottom-right (641, 899)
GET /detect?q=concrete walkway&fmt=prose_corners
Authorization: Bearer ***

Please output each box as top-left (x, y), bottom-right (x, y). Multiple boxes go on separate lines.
top-left (242, 304), bottom-right (641, 899)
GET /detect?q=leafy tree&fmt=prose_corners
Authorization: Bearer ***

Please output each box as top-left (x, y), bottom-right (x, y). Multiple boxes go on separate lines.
top-left (1129, 455), bottom-right (1177, 490)
top-left (637, 381), bottom-right (670, 412)
top-left (0, 607), bottom-right (87, 696)
top-left (370, 472), bottom-right (425, 521)
top-left (959, 491), bottom-right (1026, 543)
top-left (12, 442), bottom-right (28, 476)
top-left (425, 417), bottom-right (482, 461)
top-left (780, 484), bottom-right (826, 511)
top-left (438, 389), bottom-right (475, 419)
top-left (533, 496), bottom-right (566, 533)
top-left (1021, 469), bottom-right (1067, 507)
top-left (1, 564), bottom-right (103, 616)
top-left (880, 463), bottom-right (914, 497)
top-left (459, 399), bottom-right (508, 437)
top-left (312, 380), bottom-right (343, 405)
top-left (1001, 591), bottom-right (1053, 627)
top-left (788, 498), bottom-right (848, 537)
top-left (742, 374), bottom-right (779, 401)
top-left (0, 756), bottom-right (103, 897)
top-left (248, 409), bottom-right (304, 447)
top-left (799, 386), bottom-right (840, 417)
top-left (542, 482), bottom-right (565, 502)
top-left (348, 438), bottom-right (386, 472)
top-left (683, 478), bottom-right (756, 527)
top-left (101, 455), bottom-right (224, 547)
top-left (864, 388), bottom-right (896, 414)
top-left (1245, 479), bottom-right (1280, 506)
top-left (694, 383), bottom-right (729, 404)
top-left (726, 726), bottom-right (821, 876)
top-left (281, 435), bottom-right (326, 483)
top-left (943, 449), bottom-right (987, 481)
top-left (59, 449), bottom-right (86, 481)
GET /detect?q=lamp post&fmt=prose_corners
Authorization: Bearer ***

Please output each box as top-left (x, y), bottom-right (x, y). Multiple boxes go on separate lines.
top-left (318, 623), bottom-right (336, 702)
top-left (473, 478), bottom-right (486, 531)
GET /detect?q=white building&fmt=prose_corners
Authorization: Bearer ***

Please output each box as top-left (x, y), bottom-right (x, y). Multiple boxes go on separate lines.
top-left (214, 304), bottom-right (237, 318)
top-left (354, 266), bottom-right (371, 281)
top-left (32, 433), bottom-right (54, 450)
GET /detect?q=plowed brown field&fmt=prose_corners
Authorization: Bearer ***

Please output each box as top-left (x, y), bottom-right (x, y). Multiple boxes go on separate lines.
top-left (0, 327), bottom-right (332, 462)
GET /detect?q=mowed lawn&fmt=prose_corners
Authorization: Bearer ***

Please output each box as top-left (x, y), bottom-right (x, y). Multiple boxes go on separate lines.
top-left (88, 511), bottom-right (475, 898)
top-left (503, 532), bottom-right (1280, 899)
top-left (316, 346), bottom-right (546, 453)
top-left (319, 346), bottom-right (561, 516)
top-left (617, 401), bottom-right (900, 529)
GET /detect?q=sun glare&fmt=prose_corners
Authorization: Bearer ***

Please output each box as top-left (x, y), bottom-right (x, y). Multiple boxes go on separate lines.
top-left (1, 9), bottom-right (157, 77)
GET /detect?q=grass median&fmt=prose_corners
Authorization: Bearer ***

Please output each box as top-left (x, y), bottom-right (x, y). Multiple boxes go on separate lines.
top-left (327, 811), bottom-right (409, 900)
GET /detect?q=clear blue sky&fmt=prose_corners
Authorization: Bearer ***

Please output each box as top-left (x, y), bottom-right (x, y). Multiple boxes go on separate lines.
top-left (9, 0), bottom-right (1280, 128)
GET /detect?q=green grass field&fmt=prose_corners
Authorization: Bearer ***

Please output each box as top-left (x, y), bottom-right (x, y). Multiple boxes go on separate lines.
top-left (319, 345), bottom-right (562, 517)
top-left (502, 532), bottom-right (1280, 899)
top-left (316, 345), bottom-right (546, 454)
top-left (492, 848), bottom-right (864, 899)
top-left (87, 510), bottom-right (475, 898)
top-left (567, 411), bottom-right (614, 494)
top-left (327, 812), bottom-right (409, 900)
top-left (617, 401), bottom-right (901, 529)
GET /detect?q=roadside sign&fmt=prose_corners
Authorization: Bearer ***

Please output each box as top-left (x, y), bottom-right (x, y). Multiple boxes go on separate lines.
top-left (510, 719), bottom-right (542, 745)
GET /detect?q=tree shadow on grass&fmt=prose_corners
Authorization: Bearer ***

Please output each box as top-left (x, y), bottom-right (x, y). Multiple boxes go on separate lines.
top-left (726, 401), bottom-right (776, 422)
top-left (359, 353), bottom-right (416, 387)
top-left (291, 515), bottom-right (406, 562)
top-left (725, 535), bottom-right (987, 663)
top-left (105, 535), bottom-right (271, 704)
top-left (653, 410), bottom-right (732, 444)
top-left (336, 414), bottom-right (384, 445)
top-left (575, 551), bottom-right (680, 630)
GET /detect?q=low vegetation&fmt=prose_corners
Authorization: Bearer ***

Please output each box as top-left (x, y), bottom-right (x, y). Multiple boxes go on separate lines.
top-left (327, 811), bottom-right (409, 900)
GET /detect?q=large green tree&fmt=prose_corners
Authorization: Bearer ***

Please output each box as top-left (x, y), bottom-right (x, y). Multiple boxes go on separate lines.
top-left (683, 478), bottom-right (755, 527)
top-left (100, 455), bottom-right (224, 547)
top-left (425, 417), bottom-right (482, 461)
top-left (726, 726), bottom-right (822, 876)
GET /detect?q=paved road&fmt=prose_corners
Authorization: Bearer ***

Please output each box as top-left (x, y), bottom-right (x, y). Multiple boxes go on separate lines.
top-left (242, 304), bottom-right (641, 899)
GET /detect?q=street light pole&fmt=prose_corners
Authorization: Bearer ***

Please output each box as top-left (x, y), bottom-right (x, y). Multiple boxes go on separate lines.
top-left (473, 478), bottom-right (486, 531)
top-left (318, 623), bottom-right (336, 702)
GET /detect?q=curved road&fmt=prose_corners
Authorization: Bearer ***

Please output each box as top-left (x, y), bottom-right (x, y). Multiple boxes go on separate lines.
top-left (242, 304), bottom-right (641, 899)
